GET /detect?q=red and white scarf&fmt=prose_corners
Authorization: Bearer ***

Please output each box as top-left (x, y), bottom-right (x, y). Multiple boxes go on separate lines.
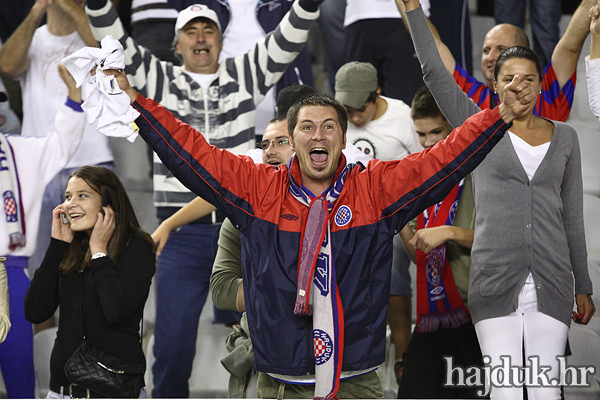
top-left (0, 135), bottom-right (25, 250)
top-left (415, 180), bottom-right (470, 333)
top-left (290, 164), bottom-right (347, 400)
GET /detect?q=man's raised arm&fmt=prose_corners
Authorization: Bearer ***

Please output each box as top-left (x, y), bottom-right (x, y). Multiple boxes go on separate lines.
top-left (552, 0), bottom-right (597, 90)
top-left (0, 0), bottom-right (48, 78)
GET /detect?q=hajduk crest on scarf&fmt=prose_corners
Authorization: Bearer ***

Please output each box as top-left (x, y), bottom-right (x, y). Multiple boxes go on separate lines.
top-left (415, 179), bottom-right (470, 333)
top-left (290, 160), bottom-right (347, 400)
top-left (0, 135), bottom-right (25, 250)
top-left (61, 35), bottom-right (140, 142)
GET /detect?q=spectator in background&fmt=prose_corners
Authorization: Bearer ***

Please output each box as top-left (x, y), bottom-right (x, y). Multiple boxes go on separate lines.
top-left (398, 0), bottom-right (596, 122)
top-left (0, 64), bottom-right (86, 399)
top-left (0, 82), bottom-right (20, 136)
top-left (0, 0), bottom-right (115, 302)
top-left (494, 0), bottom-right (561, 67)
top-left (343, 0), bottom-right (473, 104)
top-left (398, 86), bottom-right (482, 399)
top-left (130, 0), bottom-right (180, 63)
top-left (587, 0), bottom-right (600, 122)
top-left (83, 0), bottom-right (323, 396)
top-left (24, 166), bottom-right (155, 399)
top-left (334, 61), bottom-right (422, 385)
top-left (343, 0), bottom-right (431, 104)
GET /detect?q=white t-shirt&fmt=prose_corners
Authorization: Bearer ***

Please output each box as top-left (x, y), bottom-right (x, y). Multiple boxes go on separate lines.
top-left (219, 0), bottom-right (275, 137)
top-left (508, 131), bottom-right (550, 181)
top-left (346, 96), bottom-right (422, 161)
top-left (19, 26), bottom-right (113, 168)
top-left (344, 0), bottom-right (430, 27)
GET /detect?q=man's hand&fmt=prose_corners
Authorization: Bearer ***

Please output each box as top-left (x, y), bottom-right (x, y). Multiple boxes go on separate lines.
top-left (408, 226), bottom-right (452, 254)
top-left (498, 75), bottom-right (535, 124)
top-left (32, 0), bottom-right (54, 14)
top-left (102, 68), bottom-right (138, 103)
top-left (58, 64), bottom-right (81, 103)
top-left (151, 223), bottom-right (171, 257)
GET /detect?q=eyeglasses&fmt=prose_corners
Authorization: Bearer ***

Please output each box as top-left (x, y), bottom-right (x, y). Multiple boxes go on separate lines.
top-left (256, 138), bottom-right (290, 151)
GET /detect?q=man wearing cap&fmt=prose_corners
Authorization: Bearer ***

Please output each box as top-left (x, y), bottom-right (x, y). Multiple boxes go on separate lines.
top-left (83, 0), bottom-right (323, 396)
top-left (335, 61), bottom-right (422, 386)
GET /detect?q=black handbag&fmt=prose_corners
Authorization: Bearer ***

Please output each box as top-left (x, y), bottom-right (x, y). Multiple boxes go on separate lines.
top-left (64, 272), bottom-right (146, 398)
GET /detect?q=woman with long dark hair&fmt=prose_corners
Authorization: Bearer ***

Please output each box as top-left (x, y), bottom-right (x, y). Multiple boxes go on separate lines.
top-left (25, 166), bottom-right (155, 398)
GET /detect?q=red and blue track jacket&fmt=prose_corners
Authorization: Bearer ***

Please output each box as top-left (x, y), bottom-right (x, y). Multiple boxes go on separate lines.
top-left (132, 94), bottom-right (510, 375)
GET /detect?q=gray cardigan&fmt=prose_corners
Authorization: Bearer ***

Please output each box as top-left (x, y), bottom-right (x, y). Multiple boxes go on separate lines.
top-left (406, 6), bottom-right (592, 327)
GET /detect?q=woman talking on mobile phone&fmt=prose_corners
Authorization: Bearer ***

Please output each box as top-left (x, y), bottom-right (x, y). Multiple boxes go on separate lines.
top-left (25, 165), bottom-right (155, 398)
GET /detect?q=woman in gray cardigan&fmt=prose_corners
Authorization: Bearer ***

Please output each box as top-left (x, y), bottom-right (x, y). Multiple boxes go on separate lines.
top-left (402, 3), bottom-right (596, 397)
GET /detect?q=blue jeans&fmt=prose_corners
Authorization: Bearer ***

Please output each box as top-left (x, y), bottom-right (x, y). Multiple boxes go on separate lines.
top-left (0, 259), bottom-right (34, 398)
top-left (494, 0), bottom-right (561, 67)
top-left (151, 223), bottom-right (221, 398)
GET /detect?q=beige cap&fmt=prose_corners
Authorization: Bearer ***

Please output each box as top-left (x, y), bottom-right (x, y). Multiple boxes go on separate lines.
top-left (175, 4), bottom-right (221, 34)
top-left (334, 62), bottom-right (378, 109)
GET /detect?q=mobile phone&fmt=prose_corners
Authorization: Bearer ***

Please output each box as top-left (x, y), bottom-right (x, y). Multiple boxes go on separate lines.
top-left (60, 213), bottom-right (69, 224)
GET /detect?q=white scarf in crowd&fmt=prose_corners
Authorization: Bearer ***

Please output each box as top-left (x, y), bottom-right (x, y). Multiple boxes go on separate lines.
top-left (0, 134), bottom-right (25, 250)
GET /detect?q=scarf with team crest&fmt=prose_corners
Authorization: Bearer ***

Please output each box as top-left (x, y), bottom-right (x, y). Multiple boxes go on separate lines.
top-left (290, 162), bottom-right (348, 400)
top-left (415, 179), bottom-right (470, 333)
top-left (0, 135), bottom-right (25, 250)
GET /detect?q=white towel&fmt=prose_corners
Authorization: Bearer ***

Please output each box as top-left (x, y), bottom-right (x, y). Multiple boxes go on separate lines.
top-left (62, 35), bottom-right (140, 142)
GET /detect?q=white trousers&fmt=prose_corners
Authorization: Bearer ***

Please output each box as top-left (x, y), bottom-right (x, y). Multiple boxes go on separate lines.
top-left (475, 274), bottom-right (569, 400)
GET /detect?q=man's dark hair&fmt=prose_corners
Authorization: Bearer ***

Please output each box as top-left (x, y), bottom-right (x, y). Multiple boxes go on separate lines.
top-left (410, 85), bottom-right (445, 121)
top-left (287, 94), bottom-right (348, 137)
top-left (276, 84), bottom-right (317, 118)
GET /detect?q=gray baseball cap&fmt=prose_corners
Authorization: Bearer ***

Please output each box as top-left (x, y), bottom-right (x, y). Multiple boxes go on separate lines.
top-left (334, 62), bottom-right (378, 109)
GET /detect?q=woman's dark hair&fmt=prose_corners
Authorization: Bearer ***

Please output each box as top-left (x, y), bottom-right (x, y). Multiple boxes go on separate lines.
top-left (493, 46), bottom-right (543, 84)
top-left (59, 166), bottom-right (155, 274)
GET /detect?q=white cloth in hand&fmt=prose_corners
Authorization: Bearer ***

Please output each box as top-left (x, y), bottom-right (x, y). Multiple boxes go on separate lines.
top-left (62, 35), bottom-right (139, 142)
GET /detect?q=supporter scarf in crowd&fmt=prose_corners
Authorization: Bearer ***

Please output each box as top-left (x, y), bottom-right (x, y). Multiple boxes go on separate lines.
top-left (290, 161), bottom-right (347, 400)
top-left (415, 180), bottom-right (470, 333)
top-left (0, 135), bottom-right (25, 250)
